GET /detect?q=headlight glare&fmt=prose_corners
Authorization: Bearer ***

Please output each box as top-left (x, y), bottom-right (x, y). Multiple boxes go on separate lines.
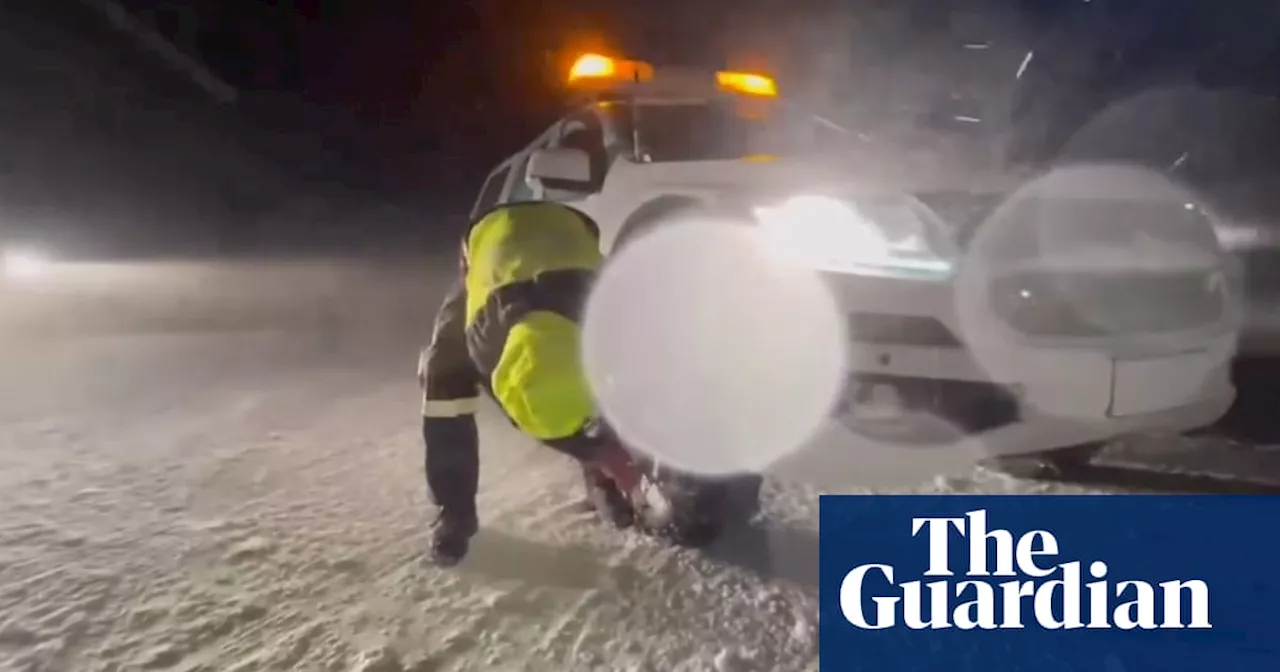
top-left (752, 194), bottom-right (952, 276)
top-left (2, 246), bottom-right (51, 280)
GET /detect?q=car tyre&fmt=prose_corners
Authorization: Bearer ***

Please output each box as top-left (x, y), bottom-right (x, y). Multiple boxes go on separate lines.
top-left (984, 442), bottom-right (1105, 480)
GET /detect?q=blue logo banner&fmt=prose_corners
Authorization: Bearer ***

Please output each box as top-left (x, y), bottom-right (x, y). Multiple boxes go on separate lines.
top-left (819, 495), bottom-right (1280, 671)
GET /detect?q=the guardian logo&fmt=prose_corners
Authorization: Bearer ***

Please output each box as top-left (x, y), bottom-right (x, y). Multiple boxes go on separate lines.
top-left (840, 509), bottom-right (1211, 631)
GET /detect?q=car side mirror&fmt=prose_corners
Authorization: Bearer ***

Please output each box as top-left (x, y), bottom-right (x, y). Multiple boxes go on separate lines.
top-left (528, 147), bottom-right (593, 192)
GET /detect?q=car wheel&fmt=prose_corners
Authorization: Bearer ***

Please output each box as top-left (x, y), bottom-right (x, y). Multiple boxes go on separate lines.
top-left (984, 442), bottom-right (1105, 480)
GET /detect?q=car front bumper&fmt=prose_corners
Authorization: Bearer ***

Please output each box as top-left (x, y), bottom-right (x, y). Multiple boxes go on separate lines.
top-left (779, 271), bottom-right (1241, 486)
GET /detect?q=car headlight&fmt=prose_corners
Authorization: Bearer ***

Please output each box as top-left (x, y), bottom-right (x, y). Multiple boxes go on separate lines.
top-left (752, 195), bottom-right (953, 276)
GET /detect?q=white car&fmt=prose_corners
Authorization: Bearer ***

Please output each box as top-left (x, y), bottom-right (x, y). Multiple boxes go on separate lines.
top-left (470, 54), bottom-right (1241, 474)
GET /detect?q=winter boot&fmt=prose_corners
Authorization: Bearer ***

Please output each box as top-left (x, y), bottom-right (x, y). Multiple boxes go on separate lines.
top-left (582, 465), bottom-right (635, 529)
top-left (726, 473), bottom-right (765, 524)
top-left (430, 508), bottom-right (478, 567)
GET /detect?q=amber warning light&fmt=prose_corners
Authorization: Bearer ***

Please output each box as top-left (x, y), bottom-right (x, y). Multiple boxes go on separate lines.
top-left (716, 71), bottom-right (777, 97)
top-left (567, 54), bottom-right (655, 85)
top-left (568, 54), bottom-right (777, 98)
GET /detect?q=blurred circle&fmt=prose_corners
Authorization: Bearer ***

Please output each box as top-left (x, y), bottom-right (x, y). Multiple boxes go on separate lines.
top-left (955, 164), bottom-right (1234, 418)
top-left (1054, 87), bottom-right (1280, 182)
top-left (581, 218), bottom-right (846, 476)
top-left (770, 411), bottom-right (993, 491)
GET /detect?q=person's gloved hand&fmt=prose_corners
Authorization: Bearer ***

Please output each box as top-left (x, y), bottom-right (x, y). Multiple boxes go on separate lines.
top-left (589, 445), bottom-right (644, 496)
top-left (577, 417), bottom-right (643, 492)
top-left (586, 443), bottom-right (675, 532)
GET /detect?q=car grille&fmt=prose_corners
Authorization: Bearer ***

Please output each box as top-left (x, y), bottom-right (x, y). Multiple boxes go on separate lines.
top-left (838, 374), bottom-right (1021, 436)
top-left (990, 270), bottom-right (1226, 337)
top-left (848, 312), bottom-right (963, 347)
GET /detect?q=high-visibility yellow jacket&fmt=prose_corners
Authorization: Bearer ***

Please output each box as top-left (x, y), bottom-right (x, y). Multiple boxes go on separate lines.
top-left (421, 201), bottom-right (603, 442)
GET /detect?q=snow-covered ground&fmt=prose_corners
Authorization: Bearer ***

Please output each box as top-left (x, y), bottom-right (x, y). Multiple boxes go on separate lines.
top-left (0, 259), bottom-right (1269, 672)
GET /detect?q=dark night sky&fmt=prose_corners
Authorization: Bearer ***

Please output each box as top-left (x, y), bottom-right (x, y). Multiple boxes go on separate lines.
top-left (98, 1), bottom-right (1280, 212)
top-left (105, 0), bottom-right (730, 205)
top-left (128, 1), bottom-right (1277, 143)
top-left (98, 0), bottom-right (865, 217)
top-left (127, 1), bottom-right (1071, 124)
top-left (5, 0), bottom-right (1279, 258)
top-left (119, 1), bottom-right (672, 144)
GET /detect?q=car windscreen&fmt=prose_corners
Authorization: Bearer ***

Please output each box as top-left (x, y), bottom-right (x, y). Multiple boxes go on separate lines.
top-left (633, 102), bottom-right (813, 163)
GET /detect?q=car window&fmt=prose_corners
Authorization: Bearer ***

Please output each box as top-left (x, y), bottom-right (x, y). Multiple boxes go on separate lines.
top-left (473, 166), bottom-right (510, 217)
top-left (509, 129), bottom-right (555, 202)
top-left (599, 102), bottom-right (636, 162)
top-left (508, 153), bottom-right (535, 201)
top-left (561, 124), bottom-right (602, 154)
top-left (555, 114), bottom-right (608, 192)
top-left (631, 102), bottom-right (833, 162)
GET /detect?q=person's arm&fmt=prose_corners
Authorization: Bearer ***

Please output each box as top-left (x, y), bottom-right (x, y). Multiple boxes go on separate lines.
top-left (420, 277), bottom-right (482, 519)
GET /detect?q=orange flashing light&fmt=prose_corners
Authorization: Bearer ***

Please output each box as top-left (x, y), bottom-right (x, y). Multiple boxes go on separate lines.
top-left (569, 53), bottom-right (616, 81)
top-left (716, 71), bottom-right (778, 97)
top-left (568, 53), bottom-right (654, 85)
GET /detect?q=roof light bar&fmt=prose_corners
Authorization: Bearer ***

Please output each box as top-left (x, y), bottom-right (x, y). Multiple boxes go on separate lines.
top-left (568, 53), bottom-right (655, 85)
top-left (716, 71), bottom-right (778, 97)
